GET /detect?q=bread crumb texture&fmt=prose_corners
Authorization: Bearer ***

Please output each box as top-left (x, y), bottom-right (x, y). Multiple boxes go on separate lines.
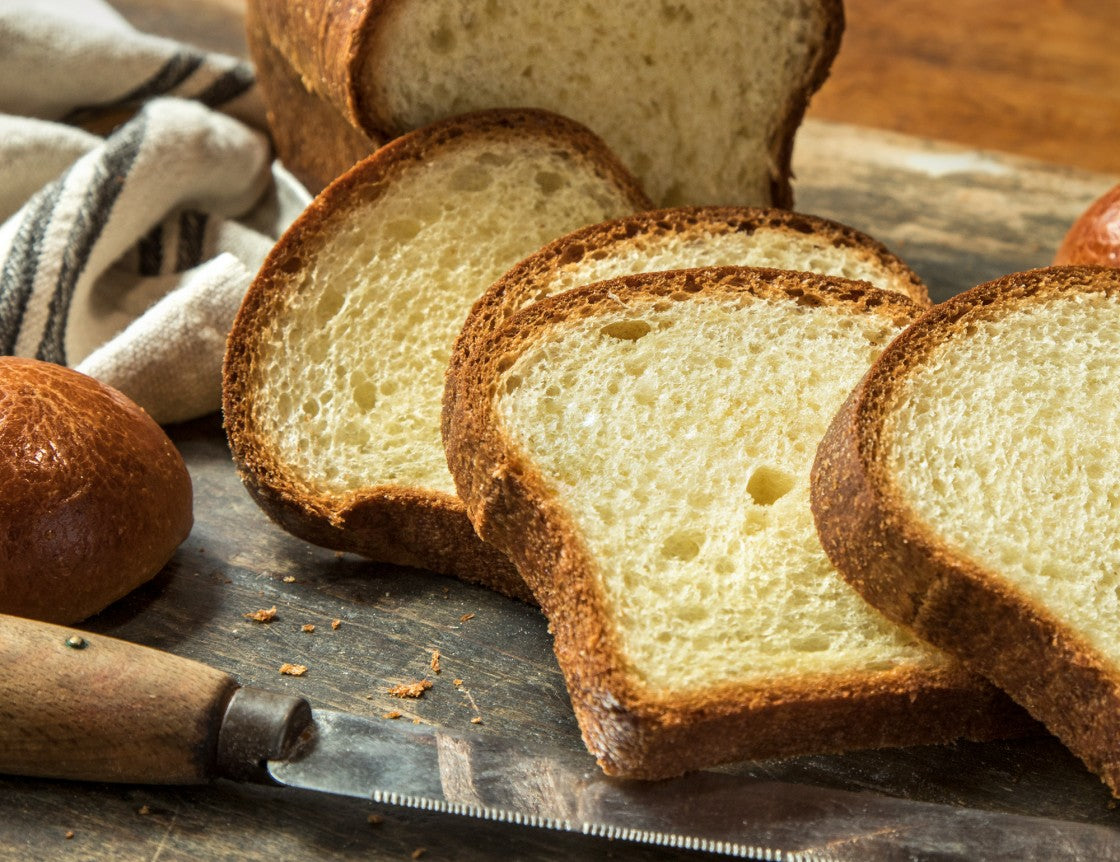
top-left (885, 292), bottom-right (1120, 664)
top-left (499, 293), bottom-right (933, 692)
top-left (388, 679), bottom-right (433, 698)
top-left (251, 138), bottom-right (636, 497)
top-left (521, 226), bottom-right (911, 314)
top-left (366, 0), bottom-right (835, 205)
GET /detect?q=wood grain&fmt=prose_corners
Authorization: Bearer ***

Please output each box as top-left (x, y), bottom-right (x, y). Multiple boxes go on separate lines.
top-left (807, 0), bottom-right (1120, 174)
top-left (0, 616), bottom-right (235, 784)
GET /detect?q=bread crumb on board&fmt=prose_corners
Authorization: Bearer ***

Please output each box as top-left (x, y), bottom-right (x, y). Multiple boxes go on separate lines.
top-left (453, 678), bottom-right (464, 687)
top-left (471, 717), bottom-right (483, 725)
top-left (388, 679), bottom-right (432, 698)
top-left (412, 848), bottom-right (427, 860)
top-left (279, 663), bottom-right (308, 676)
top-left (282, 575), bottom-right (297, 583)
top-left (429, 649), bottom-right (441, 674)
top-left (382, 710), bottom-right (403, 720)
top-left (244, 606), bottom-right (278, 623)
top-left (64, 831), bottom-right (74, 840)
top-left (301, 624), bottom-right (316, 633)
top-left (367, 813), bottom-right (383, 826)
top-left (459, 613), bottom-right (475, 622)
top-left (331, 618), bottom-right (342, 630)
top-left (137, 805), bottom-right (151, 816)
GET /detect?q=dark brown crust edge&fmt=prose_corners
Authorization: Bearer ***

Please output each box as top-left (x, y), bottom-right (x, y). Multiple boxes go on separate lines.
top-left (444, 265), bottom-right (1029, 779)
top-left (222, 108), bottom-right (651, 604)
top-left (811, 264), bottom-right (1120, 795)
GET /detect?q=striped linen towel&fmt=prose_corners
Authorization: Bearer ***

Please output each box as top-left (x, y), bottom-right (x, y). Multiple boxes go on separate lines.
top-left (0, 0), bottom-right (310, 423)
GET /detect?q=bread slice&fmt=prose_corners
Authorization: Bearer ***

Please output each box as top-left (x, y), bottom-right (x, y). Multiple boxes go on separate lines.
top-left (811, 265), bottom-right (1120, 796)
top-left (247, 0), bottom-right (844, 205)
top-left (444, 265), bottom-right (1026, 779)
top-left (448, 206), bottom-right (928, 386)
top-left (223, 109), bottom-right (651, 600)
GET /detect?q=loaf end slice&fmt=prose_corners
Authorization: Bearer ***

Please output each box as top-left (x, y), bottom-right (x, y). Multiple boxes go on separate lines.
top-left (249, 0), bottom-right (843, 206)
top-left (223, 109), bottom-right (651, 600)
top-left (811, 265), bottom-right (1120, 794)
top-left (446, 266), bottom-right (1027, 778)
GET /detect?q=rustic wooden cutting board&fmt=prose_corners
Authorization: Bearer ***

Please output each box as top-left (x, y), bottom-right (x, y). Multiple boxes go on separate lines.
top-left (1, 114), bottom-right (1116, 860)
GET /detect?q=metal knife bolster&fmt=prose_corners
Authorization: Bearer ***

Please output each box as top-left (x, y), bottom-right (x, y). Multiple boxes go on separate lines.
top-left (214, 687), bottom-right (312, 784)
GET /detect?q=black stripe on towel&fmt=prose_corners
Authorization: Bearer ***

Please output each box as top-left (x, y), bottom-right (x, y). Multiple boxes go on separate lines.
top-left (137, 222), bottom-right (164, 276)
top-left (175, 210), bottom-right (208, 272)
top-left (0, 175), bottom-right (70, 354)
top-left (35, 113), bottom-right (149, 365)
top-left (193, 62), bottom-right (255, 108)
top-left (63, 50), bottom-right (205, 126)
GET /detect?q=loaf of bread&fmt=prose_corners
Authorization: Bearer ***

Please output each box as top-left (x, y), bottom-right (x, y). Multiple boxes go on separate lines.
top-left (444, 266), bottom-right (1025, 779)
top-left (1054, 183), bottom-right (1120, 268)
top-left (447, 206), bottom-right (928, 401)
top-left (223, 109), bottom-right (651, 600)
top-left (811, 265), bottom-right (1120, 795)
top-left (0, 358), bottom-right (192, 624)
top-left (246, 0), bottom-right (843, 206)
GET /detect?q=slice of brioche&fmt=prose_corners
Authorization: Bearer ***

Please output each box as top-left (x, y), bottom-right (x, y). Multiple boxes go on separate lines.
top-left (444, 266), bottom-right (1026, 779)
top-left (223, 109), bottom-right (651, 600)
top-left (812, 265), bottom-right (1120, 796)
top-left (248, 0), bottom-right (843, 205)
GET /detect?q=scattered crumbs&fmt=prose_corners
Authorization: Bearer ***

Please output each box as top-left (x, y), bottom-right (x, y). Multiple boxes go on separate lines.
top-left (388, 680), bottom-right (432, 699)
top-left (382, 710), bottom-right (403, 720)
top-left (412, 848), bottom-right (427, 860)
top-left (471, 717), bottom-right (483, 725)
top-left (367, 813), bottom-right (383, 826)
top-left (412, 718), bottom-right (421, 725)
top-left (282, 576), bottom-right (297, 583)
top-left (429, 649), bottom-right (441, 674)
top-left (301, 624), bottom-right (316, 633)
top-left (334, 551), bottom-right (345, 559)
top-left (244, 606), bottom-right (278, 623)
top-left (453, 679), bottom-right (464, 687)
top-left (64, 831), bottom-right (74, 840)
top-left (459, 613), bottom-right (475, 622)
top-left (280, 663), bottom-right (308, 676)
top-left (137, 805), bottom-right (151, 816)
top-left (1110, 799), bottom-right (1118, 811)
top-left (331, 618), bottom-right (341, 630)
top-left (442, 587), bottom-right (450, 598)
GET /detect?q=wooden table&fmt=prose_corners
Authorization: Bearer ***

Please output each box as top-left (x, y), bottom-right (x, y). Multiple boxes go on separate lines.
top-left (4, 3), bottom-right (1120, 860)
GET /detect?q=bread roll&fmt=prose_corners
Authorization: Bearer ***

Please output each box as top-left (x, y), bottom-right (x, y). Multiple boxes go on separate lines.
top-left (0, 358), bottom-right (192, 623)
top-left (1054, 183), bottom-right (1120, 268)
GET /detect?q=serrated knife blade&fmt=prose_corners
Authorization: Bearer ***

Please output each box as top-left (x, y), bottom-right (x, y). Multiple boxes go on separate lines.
top-left (4, 614), bottom-right (1119, 861)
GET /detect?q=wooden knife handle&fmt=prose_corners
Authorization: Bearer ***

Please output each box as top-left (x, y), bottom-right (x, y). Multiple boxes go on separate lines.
top-left (0, 614), bottom-right (240, 783)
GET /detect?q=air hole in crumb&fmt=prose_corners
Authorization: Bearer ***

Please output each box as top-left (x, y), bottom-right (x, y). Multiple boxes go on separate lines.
top-left (661, 531), bottom-right (701, 561)
top-left (791, 634), bottom-right (832, 652)
top-left (746, 466), bottom-right (794, 506)
top-left (534, 171), bottom-right (565, 194)
top-left (601, 320), bottom-right (652, 341)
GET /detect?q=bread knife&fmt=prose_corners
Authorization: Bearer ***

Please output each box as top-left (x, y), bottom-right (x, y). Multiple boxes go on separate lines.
top-left (2, 613), bottom-right (1116, 861)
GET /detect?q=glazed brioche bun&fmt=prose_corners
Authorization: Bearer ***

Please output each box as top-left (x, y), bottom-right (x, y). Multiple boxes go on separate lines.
top-left (0, 358), bottom-right (192, 623)
top-left (1055, 183), bottom-right (1120, 268)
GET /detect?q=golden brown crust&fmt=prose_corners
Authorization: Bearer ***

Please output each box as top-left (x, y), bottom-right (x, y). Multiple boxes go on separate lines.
top-left (247, 0), bottom-right (844, 208)
top-left (444, 266), bottom-right (1028, 778)
top-left (811, 264), bottom-right (1120, 794)
top-left (0, 358), bottom-right (193, 624)
top-left (223, 108), bottom-right (649, 603)
top-left (245, 6), bottom-right (381, 192)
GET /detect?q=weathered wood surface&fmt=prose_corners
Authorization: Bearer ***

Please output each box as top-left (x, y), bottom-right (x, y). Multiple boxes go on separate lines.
top-left (6, 3), bottom-right (1120, 859)
top-left (1, 129), bottom-right (1117, 861)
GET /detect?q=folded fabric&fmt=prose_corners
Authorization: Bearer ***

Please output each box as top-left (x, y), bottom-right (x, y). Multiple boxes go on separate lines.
top-left (0, 0), bottom-right (310, 423)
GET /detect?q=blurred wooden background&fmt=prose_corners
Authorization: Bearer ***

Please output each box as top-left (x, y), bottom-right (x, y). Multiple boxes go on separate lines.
top-left (115, 0), bottom-right (1120, 174)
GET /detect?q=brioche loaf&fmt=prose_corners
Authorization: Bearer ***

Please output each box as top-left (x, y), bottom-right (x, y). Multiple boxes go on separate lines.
top-left (811, 265), bottom-right (1120, 795)
top-left (0, 358), bottom-right (192, 624)
top-left (447, 206), bottom-right (928, 403)
top-left (444, 266), bottom-right (1024, 779)
top-left (223, 109), bottom-right (650, 599)
top-left (247, 0), bottom-right (843, 206)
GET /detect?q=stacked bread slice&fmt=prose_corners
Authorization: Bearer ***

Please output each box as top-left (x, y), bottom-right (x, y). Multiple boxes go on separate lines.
top-left (246, 0), bottom-right (844, 206)
top-left (223, 109), bottom-right (651, 600)
top-left (812, 265), bottom-right (1120, 795)
top-left (443, 266), bottom-right (1025, 778)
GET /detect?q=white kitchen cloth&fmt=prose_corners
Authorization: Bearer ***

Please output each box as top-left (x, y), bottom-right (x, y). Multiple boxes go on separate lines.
top-left (0, 0), bottom-right (311, 424)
